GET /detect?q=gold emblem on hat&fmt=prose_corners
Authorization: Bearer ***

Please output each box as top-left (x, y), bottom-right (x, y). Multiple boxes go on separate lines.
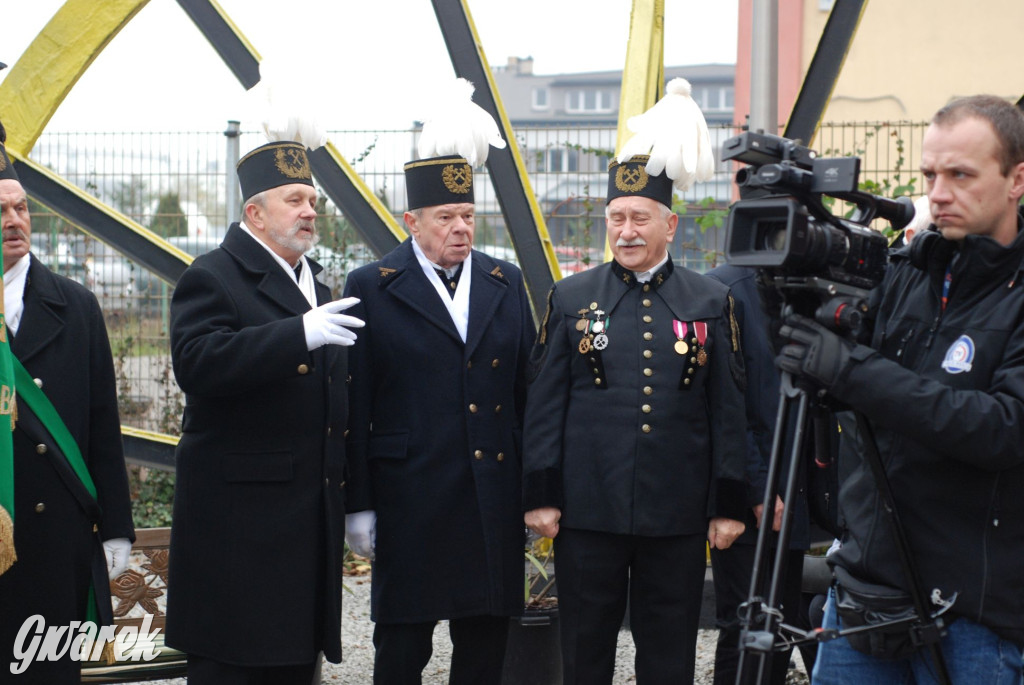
top-left (615, 164), bottom-right (649, 192)
top-left (275, 147), bottom-right (312, 180)
top-left (442, 164), bottom-right (472, 194)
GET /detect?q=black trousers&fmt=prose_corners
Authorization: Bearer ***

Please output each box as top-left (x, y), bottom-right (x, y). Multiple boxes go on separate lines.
top-left (186, 654), bottom-right (318, 685)
top-left (710, 544), bottom-right (805, 685)
top-left (372, 615), bottom-right (509, 685)
top-left (554, 527), bottom-right (707, 684)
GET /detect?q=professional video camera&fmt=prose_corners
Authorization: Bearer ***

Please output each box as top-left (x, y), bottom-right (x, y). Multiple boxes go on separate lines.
top-left (723, 131), bottom-right (914, 293)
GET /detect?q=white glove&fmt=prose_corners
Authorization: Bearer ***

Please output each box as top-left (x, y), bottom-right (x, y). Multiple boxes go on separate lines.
top-left (303, 297), bottom-right (365, 350)
top-left (345, 510), bottom-right (376, 560)
top-left (103, 537), bottom-right (133, 579)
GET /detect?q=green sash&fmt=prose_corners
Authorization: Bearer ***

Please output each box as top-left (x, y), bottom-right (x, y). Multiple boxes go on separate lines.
top-left (12, 356), bottom-right (104, 626)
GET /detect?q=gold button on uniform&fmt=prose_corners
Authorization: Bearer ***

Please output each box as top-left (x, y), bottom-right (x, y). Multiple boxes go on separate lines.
top-left (642, 404), bottom-right (652, 413)
top-left (469, 404), bottom-right (478, 413)
top-left (643, 350), bottom-right (653, 359)
top-left (297, 364), bottom-right (309, 375)
top-left (684, 378), bottom-right (692, 386)
top-left (467, 360), bottom-right (473, 369)
top-left (594, 378), bottom-right (602, 386)
top-left (643, 386), bottom-right (653, 395)
top-left (35, 444), bottom-right (47, 455)
top-left (643, 368), bottom-right (653, 377)
top-left (492, 359), bottom-right (500, 368)
top-left (642, 299), bottom-right (652, 307)
top-left (643, 315), bottom-right (652, 323)
top-left (33, 378), bottom-right (43, 388)
top-left (474, 450), bottom-right (484, 460)
top-left (495, 405), bottom-right (502, 413)
top-left (688, 368), bottom-right (696, 375)
top-left (643, 332), bottom-right (653, 341)
top-left (642, 424), bottom-right (652, 433)
top-left (34, 503), bottom-right (45, 513)
top-left (327, 427), bottom-right (332, 437)
top-left (497, 453), bottom-right (505, 462)
top-left (643, 284), bottom-right (650, 292)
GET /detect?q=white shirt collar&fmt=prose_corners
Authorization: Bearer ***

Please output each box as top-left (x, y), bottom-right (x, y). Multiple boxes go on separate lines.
top-left (634, 253), bottom-right (670, 283)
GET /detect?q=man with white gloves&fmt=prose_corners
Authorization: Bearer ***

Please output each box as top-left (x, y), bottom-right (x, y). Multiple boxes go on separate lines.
top-left (342, 78), bottom-right (535, 684)
top-left (167, 137), bottom-right (362, 684)
top-left (0, 134), bottom-right (135, 684)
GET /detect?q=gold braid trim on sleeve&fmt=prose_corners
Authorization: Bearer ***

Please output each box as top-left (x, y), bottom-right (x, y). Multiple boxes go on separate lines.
top-left (728, 294), bottom-right (741, 353)
top-left (538, 287), bottom-right (555, 345)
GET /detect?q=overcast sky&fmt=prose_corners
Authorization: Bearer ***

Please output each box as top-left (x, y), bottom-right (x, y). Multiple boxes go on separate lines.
top-left (2, 0), bottom-right (739, 134)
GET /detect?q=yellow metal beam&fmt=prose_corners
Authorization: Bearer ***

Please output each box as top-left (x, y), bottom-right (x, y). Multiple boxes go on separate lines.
top-left (0, 0), bottom-right (151, 157)
top-left (607, 0), bottom-right (666, 262)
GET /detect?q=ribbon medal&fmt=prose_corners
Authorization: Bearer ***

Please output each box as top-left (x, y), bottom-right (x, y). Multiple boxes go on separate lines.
top-left (672, 320), bottom-right (689, 355)
top-left (694, 321), bottom-right (709, 366)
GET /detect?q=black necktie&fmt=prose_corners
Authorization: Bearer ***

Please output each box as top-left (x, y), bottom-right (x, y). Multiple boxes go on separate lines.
top-left (435, 266), bottom-right (460, 298)
top-left (293, 261), bottom-right (303, 281)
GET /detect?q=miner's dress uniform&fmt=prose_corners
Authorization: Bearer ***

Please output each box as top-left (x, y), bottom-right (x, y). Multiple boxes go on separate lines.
top-left (343, 241), bottom-right (535, 628)
top-left (523, 257), bottom-right (748, 682)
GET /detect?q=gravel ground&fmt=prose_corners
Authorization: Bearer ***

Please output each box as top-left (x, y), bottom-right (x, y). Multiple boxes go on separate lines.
top-left (146, 574), bottom-right (809, 684)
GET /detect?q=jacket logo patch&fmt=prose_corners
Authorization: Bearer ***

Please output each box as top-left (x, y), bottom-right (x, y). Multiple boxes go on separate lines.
top-left (941, 335), bottom-right (975, 374)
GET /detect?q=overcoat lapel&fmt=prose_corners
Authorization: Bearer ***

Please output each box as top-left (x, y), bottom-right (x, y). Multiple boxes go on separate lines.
top-left (220, 225), bottom-right (313, 317)
top-left (655, 269), bottom-right (722, 323)
top-left (379, 241), bottom-right (463, 345)
top-left (464, 255), bottom-right (507, 359)
top-left (11, 257), bottom-right (66, 364)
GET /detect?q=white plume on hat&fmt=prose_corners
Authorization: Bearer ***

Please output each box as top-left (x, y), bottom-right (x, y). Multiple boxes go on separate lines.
top-left (250, 56), bottom-right (328, 150)
top-left (616, 78), bottom-right (715, 192)
top-left (417, 77), bottom-right (506, 167)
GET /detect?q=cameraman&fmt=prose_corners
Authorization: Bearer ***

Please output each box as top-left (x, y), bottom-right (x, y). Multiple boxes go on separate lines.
top-left (778, 95), bottom-right (1024, 683)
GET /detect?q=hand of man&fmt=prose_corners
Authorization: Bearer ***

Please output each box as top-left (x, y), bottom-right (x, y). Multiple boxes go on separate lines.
top-left (525, 507), bottom-right (561, 539)
top-left (753, 495), bottom-right (785, 532)
top-left (103, 537), bottom-right (133, 579)
top-left (303, 297), bottom-right (365, 350)
top-left (345, 510), bottom-right (376, 559)
top-left (776, 313), bottom-right (856, 390)
top-left (707, 517), bottom-right (745, 550)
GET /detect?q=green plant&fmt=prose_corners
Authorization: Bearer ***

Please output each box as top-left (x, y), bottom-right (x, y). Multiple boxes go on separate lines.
top-left (525, 535), bottom-right (556, 608)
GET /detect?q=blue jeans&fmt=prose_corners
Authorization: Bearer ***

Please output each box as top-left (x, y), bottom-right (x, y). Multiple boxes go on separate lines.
top-left (812, 589), bottom-right (1024, 685)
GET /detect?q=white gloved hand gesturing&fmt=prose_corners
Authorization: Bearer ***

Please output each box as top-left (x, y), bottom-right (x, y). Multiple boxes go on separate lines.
top-left (103, 537), bottom-right (133, 579)
top-left (345, 510), bottom-right (377, 560)
top-left (303, 297), bottom-right (365, 350)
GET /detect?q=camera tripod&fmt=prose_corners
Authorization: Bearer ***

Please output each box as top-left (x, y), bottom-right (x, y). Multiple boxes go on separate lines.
top-left (734, 285), bottom-right (955, 685)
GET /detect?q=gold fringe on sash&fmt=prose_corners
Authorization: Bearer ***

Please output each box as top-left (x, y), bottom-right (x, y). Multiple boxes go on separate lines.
top-left (0, 505), bottom-right (16, 575)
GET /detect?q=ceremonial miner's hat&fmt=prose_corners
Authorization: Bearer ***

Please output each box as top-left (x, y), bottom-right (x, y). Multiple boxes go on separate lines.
top-left (405, 78), bottom-right (506, 210)
top-left (609, 78), bottom-right (716, 209)
top-left (0, 143), bottom-right (19, 182)
top-left (237, 56), bottom-right (328, 201)
top-left (236, 141), bottom-right (314, 200)
top-left (607, 155), bottom-right (674, 208)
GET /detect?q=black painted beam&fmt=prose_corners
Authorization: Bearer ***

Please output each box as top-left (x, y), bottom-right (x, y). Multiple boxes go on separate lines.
top-left (14, 158), bottom-right (190, 284)
top-left (784, 0), bottom-right (869, 145)
top-left (431, 0), bottom-right (558, 314)
top-left (176, 0), bottom-right (403, 258)
top-left (122, 428), bottom-right (178, 472)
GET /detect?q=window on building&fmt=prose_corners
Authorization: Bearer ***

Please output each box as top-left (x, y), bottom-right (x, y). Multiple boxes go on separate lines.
top-left (532, 88), bottom-right (549, 110)
top-left (545, 148), bottom-right (580, 172)
top-left (565, 89), bottom-right (616, 114)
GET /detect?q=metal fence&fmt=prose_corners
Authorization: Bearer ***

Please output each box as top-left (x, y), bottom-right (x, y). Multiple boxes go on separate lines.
top-left (26, 121), bottom-right (929, 433)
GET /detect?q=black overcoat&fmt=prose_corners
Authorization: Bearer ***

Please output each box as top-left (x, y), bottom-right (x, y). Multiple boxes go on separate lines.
top-left (166, 224), bottom-right (348, 665)
top-left (0, 257), bottom-right (134, 681)
top-left (343, 240), bottom-right (535, 624)
top-left (523, 260), bottom-right (748, 535)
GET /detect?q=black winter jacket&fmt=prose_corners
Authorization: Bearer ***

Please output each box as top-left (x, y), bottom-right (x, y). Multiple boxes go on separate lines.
top-left (829, 222), bottom-right (1024, 646)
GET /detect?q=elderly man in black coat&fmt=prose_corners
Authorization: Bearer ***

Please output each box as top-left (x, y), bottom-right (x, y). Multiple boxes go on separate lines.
top-left (342, 84), bottom-right (535, 684)
top-left (0, 140), bottom-right (134, 683)
top-left (166, 138), bottom-right (364, 684)
top-left (523, 148), bottom-right (748, 681)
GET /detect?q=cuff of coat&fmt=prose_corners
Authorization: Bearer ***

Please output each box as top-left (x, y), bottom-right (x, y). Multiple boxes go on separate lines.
top-left (523, 468), bottom-right (563, 512)
top-left (711, 478), bottom-right (748, 521)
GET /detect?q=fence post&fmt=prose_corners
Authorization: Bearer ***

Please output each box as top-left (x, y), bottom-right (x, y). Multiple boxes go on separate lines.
top-left (224, 120), bottom-right (241, 225)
